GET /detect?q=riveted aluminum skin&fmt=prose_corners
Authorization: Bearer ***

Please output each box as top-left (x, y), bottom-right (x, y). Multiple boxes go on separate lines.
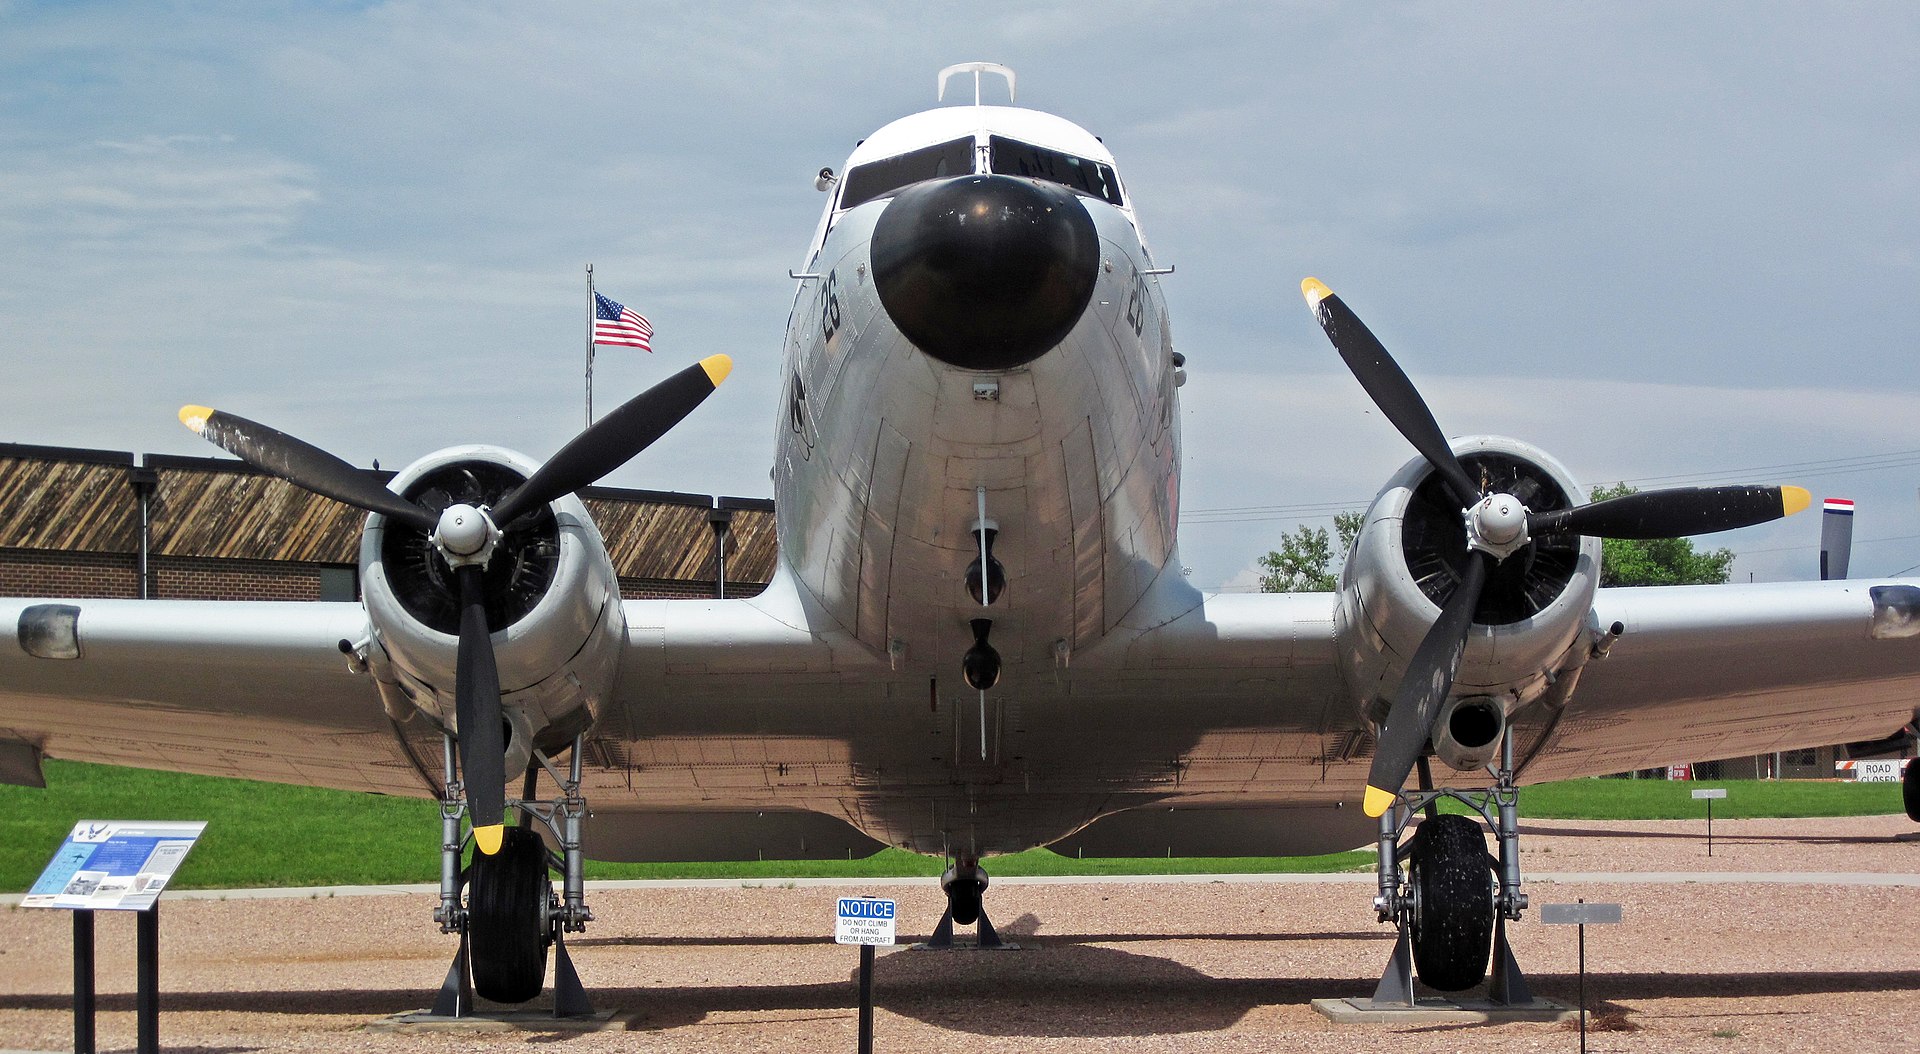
top-left (776, 181), bottom-right (1176, 673)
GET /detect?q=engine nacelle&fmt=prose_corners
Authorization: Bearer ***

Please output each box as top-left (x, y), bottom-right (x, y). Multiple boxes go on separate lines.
top-left (1336, 436), bottom-right (1600, 744)
top-left (359, 446), bottom-right (626, 768)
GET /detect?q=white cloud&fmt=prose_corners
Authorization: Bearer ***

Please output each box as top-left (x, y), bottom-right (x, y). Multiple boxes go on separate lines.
top-left (0, 136), bottom-right (317, 253)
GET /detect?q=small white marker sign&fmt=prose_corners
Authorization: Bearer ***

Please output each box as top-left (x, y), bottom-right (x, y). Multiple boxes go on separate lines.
top-left (835, 897), bottom-right (897, 946)
top-left (1692, 788), bottom-right (1727, 800)
top-left (1541, 902), bottom-right (1623, 926)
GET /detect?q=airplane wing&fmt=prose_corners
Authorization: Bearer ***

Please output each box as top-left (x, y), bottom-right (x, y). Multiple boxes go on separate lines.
top-left (1049, 578), bottom-right (1920, 860)
top-left (0, 598), bottom-right (429, 794)
top-left (1521, 580), bottom-right (1920, 780)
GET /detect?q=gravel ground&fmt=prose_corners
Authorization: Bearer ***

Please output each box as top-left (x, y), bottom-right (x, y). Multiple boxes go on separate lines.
top-left (3, 815), bottom-right (1918, 1052)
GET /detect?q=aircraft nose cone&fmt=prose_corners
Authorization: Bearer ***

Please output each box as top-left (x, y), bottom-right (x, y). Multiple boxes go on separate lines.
top-left (871, 174), bottom-right (1100, 371)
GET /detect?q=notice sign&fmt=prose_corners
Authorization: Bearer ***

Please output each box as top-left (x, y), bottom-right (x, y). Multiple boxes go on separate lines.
top-left (835, 897), bottom-right (897, 946)
top-left (22, 820), bottom-right (206, 911)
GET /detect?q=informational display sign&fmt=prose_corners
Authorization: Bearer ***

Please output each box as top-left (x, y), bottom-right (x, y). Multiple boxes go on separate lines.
top-left (22, 820), bottom-right (206, 911)
top-left (835, 897), bottom-right (897, 946)
top-left (1691, 788), bottom-right (1727, 800)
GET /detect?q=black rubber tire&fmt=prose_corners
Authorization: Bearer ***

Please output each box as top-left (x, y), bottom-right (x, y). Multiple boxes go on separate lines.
top-left (1406, 813), bottom-right (1494, 992)
top-left (1904, 758), bottom-right (1920, 823)
top-left (468, 826), bottom-right (551, 1003)
top-left (948, 880), bottom-right (983, 926)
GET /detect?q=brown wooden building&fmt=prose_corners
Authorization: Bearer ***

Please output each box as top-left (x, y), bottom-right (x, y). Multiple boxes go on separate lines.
top-left (0, 443), bottom-right (775, 603)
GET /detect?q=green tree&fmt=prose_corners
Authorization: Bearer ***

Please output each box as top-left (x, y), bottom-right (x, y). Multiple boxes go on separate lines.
top-left (1260, 511), bottom-right (1364, 592)
top-left (1590, 482), bottom-right (1736, 586)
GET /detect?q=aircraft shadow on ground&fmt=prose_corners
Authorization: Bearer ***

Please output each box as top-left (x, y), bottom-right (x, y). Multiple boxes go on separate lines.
top-left (7, 966), bottom-right (1915, 1039)
top-left (570, 927), bottom-right (1385, 950)
top-left (4, 911), bottom-right (1913, 1038)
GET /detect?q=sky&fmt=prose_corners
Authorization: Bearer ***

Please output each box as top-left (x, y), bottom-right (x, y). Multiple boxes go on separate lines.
top-left (2, 1), bottom-right (1916, 591)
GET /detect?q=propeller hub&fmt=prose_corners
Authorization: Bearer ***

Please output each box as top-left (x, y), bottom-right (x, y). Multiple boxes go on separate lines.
top-left (432, 503), bottom-right (498, 565)
top-left (1466, 492), bottom-right (1531, 560)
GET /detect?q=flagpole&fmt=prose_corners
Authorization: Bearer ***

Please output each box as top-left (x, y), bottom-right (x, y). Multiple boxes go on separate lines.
top-left (585, 264), bottom-right (596, 427)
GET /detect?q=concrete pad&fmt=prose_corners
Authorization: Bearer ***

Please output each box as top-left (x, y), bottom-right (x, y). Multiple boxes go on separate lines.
top-left (366, 1008), bottom-right (632, 1033)
top-left (1311, 995), bottom-right (1576, 1025)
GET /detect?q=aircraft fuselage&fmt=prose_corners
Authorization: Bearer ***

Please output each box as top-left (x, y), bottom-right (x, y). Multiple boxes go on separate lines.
top-left (778, 104), bottom-right (1180, 688)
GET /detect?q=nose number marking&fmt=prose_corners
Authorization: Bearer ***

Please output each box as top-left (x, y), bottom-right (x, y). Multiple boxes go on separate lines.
top-left (821, 270), bottom-right (843, 342)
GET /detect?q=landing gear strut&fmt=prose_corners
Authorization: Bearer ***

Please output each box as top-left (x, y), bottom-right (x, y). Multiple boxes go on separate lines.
top-left (924, 859), bottom-right (1011, 949)
top-left (1370, 731), bottom-right (1533, 1005)
top-left (431, 732), bottom-right (595, 1016)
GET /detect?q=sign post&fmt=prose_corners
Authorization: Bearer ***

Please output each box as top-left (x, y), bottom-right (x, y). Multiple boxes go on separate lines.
top-left (1692, 788), bottom-right (1727, 856)
top-left (1542, 900), bottom-right (1623, 1054)
top-left (835, 896), bottom-right (896, 1054)
top-left (23, 820), bottom-right (206, 1054)
top-left (72, 910), bottom-right (94, 1054)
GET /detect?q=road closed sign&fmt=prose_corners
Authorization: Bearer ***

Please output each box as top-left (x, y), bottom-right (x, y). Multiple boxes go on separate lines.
top-left (1837, 759), bottom-right (1908, 782)
top-left (835, 897), bottom-right (897, 946)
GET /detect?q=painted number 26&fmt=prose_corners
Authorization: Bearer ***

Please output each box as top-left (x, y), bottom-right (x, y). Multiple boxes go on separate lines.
top-left (1124, 269), bottom-right (1148, 337)
top-left (821, 270), bottom-right (843, 342)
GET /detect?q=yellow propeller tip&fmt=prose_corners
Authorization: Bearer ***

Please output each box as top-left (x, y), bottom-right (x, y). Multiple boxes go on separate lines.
top-left (1301, 277), bottom-right (1333, 306)
top-left (473, 824), bottom-right (504, 856)
top-left (178, 405), bottom-right (213, 434)
top-left (1363, 785), bottom-right (1397, 818)
top-left (699, 354), bottom-right (733, 387)
top-left (1781, 486), bottom-right (1811, 517)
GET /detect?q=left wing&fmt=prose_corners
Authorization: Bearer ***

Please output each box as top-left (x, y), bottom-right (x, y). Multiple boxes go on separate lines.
top-left (1522, 580), bottom-right (1920, 780)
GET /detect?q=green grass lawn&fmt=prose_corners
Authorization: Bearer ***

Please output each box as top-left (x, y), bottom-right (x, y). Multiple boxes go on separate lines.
top-left (0, 761), bottom-right (1904, 892)
top-left (1448, 775), bottom-right (1907, 820)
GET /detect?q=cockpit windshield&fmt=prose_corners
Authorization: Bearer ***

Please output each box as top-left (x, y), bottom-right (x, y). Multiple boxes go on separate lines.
top-left (839, 136), bottom-right (975, 210)
top-left (836, 133), bottom-right (1125, 212)
top-left (989, 136), bottom-right (1123, 206)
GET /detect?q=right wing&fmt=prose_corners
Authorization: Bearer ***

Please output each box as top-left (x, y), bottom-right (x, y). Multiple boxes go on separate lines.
top-left (0, 598), bottom-right (427, 795)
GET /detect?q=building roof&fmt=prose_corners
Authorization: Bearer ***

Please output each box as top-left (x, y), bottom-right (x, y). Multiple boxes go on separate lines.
top-left (0, 442), bottom-right (776, 583)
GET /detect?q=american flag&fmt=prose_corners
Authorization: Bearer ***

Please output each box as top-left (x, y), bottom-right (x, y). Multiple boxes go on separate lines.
top-left (593, 292), bottom-right (653, 351)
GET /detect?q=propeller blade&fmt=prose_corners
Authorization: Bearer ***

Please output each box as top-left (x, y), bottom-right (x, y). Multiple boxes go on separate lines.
top-left (491, 355), bottom-right (732, 526)
top-left (454, 564), bottom-right (507, 855)
top-left (178, 406), bottom-right (436, 533)
top-left (1364, 550), bottom-right (1492, 817)
top-left (1301, 278), bottom-right (1481, 508)
top-left (1529, 485), bottom-right (1811, 540)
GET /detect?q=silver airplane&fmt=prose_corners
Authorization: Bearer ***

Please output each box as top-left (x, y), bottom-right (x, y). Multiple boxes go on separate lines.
top-left (5, 62), bottom-right (1919, 1006)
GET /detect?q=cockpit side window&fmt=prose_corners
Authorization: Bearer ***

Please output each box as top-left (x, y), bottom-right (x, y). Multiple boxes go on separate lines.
top-left (839, 137), bottom-right (977, 210)
top-left (988, 136), bottom-right (1123, 206)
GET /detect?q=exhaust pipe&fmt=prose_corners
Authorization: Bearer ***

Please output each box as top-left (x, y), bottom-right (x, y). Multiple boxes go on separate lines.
top-left (1431, 696), bottom-right (1505, 771)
